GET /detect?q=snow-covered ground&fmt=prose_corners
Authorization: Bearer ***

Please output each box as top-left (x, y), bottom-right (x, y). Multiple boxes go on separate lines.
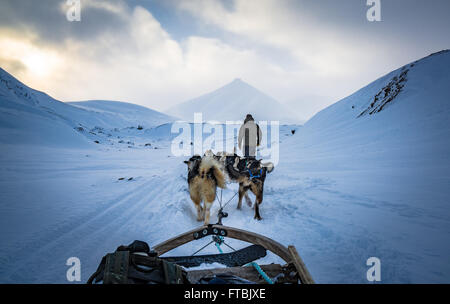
top-left (0, 50), bottom-right (449, 283)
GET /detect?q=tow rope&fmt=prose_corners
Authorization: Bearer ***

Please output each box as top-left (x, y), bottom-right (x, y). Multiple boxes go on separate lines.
top-left (215, 189), bottom-right (238, 225)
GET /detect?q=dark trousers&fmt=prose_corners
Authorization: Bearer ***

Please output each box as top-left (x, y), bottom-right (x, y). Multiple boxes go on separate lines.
top-left (244, 145), bottom-right (256, 158)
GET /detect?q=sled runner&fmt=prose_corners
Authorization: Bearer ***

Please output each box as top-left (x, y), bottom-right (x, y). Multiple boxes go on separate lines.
top-left (88, 224), bottom-right (314, 284)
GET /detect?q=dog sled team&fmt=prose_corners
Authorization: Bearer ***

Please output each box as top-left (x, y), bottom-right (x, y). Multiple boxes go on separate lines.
top-left (184, 114), bottom-right (275, 225)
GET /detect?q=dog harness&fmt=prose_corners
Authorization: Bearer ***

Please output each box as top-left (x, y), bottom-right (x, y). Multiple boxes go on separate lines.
top-left (245, 159), bottom-right (263, 179)
top-left (248, 168), bottom-right (263, 179)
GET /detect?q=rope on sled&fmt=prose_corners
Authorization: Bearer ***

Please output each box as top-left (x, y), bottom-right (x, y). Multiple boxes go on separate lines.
top-left (214, 236), bottom-right (224, 254)
top-left (247, 262), bottom-right (274, 284)
top-left (213, 235), bottom-right (274, 284)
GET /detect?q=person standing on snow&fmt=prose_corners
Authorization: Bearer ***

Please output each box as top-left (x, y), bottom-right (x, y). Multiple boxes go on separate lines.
top-left (238, 114), bottom-right (262, 158)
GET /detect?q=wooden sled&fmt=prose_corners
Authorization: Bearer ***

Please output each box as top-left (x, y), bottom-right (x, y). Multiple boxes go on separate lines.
top-left (154, 224), bottom-right (314, 284)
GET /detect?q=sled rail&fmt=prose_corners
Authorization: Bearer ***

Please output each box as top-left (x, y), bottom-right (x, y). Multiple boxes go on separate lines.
top-left (288, 245), bottom-right (315, 284)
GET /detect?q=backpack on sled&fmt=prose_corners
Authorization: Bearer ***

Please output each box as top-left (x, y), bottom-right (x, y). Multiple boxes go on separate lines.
top-left (87, 240), bottom-right (186, 284)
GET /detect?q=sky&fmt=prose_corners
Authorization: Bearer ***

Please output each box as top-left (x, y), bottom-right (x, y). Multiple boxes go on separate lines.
top-left (0, 0), bottom-right (449, 121)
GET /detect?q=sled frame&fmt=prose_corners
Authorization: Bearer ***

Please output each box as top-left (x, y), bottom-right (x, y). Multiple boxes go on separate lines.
top-left (153, 224), bottom-right (314, 284)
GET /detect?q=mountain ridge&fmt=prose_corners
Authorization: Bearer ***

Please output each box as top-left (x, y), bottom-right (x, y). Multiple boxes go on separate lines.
top-left (302, 50), bottom-right (450, 128)
top-left (0, 67), bottom-right (175, 147)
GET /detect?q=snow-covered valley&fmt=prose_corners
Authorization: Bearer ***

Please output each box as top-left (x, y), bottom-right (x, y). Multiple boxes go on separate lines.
top-left (1, 51), bottom-right (450, 283)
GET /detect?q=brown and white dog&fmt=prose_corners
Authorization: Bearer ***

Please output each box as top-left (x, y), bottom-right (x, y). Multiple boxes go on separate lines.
top-left (184, 154), bottom-right (226, 225)
top-left (206, 150), bottom-right (274, 220)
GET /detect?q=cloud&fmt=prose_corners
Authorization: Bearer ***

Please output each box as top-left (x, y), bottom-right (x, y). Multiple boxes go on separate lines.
top-left (176, 0), bottom-right (369, 75)
top-left (0, 0), bottom-right (448, 120)
top-left (172, 0), bottom-right (450, 114)
top-left (0, 0), bottom-right (131, 43)
top-left (0, 1), bottom-right (299, 114)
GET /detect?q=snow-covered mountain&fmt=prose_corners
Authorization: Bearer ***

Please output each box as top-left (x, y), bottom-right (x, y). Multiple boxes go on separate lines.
top-left (296, 49), bottom-right (450, 158)
top-left (0, 68), bottom-right (174, 147)
top-left (167, 78), bottom-right (300, 123)
top-left (68, 100), bottom-right (177, 129)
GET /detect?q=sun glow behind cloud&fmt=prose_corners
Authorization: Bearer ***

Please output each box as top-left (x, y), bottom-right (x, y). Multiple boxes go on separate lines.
top-left (22, 50), bottom-right (61, 77)
top-left (0, 33), bottom-right (62, 81)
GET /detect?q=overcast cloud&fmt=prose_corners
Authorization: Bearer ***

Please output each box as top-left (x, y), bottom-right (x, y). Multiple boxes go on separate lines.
top-left (0, 0), bottom-right (449, 120)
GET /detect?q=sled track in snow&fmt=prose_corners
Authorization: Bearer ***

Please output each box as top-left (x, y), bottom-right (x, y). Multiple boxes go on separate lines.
top-left (0, 169), bottom-right (184, 283)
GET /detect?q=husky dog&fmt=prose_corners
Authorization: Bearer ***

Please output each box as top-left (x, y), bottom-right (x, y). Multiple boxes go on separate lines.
top-left (184, 154), bottom-right (226, 225)
top-left (212, 150), bottom-right (274, 220)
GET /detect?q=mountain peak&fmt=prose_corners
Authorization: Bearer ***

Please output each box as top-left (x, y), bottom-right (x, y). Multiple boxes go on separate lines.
top-left (168, 79), bottom-right (301, 123)
top-left (227, 78), bottom-right (251, 89)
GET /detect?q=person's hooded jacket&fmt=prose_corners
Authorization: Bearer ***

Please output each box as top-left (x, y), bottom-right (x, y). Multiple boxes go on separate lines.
top-left (238, 115), bottom-right (262, 150)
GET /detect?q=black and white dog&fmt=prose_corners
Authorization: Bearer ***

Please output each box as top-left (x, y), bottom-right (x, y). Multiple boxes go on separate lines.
top-left (205, 150), bottom-right (274, 220)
